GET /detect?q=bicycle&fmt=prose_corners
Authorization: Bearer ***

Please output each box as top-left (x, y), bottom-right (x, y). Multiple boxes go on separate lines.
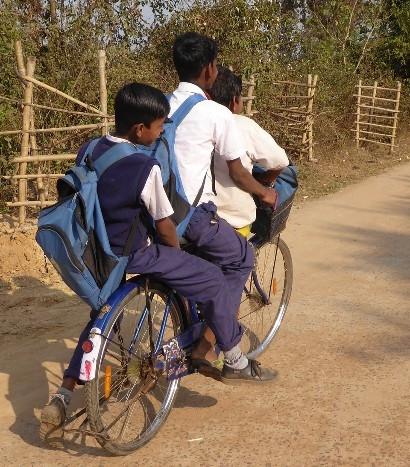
top-left (61, 195), bottom-right (294, 456)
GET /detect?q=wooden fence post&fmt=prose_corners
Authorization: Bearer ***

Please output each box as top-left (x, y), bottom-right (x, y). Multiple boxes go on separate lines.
top-left (245, 74), bottom-right (255, 116)
top-left (15, 41), bottom-right (36, 224)
top-left (368, 80), bottom-right (378, 135)
top-left (307, 74), bottom-right (317, 161)
top-left (355, 79), bottom-right (362, 148)
top-left (98, 49), bottom-right (108, 136)
top-left (390, 81), bottom-right (401, 153)
top-left (29, 113), bottom-right (47, 205)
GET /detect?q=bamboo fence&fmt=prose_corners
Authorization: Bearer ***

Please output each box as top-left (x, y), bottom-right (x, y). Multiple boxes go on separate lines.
top-left (267, 74), bottom-right (318, 161)
top-left (1, 42), bottom-right (112, 224)
top-left (2, 46), bottom-right (314, 225)
top-left (243, 74), bottom-right (257, 117)
top-left (352, 80), bottom-right (401, 153)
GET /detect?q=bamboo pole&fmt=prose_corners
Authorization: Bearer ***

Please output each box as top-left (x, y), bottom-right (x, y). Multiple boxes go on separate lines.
top-left (6, 200), bottom-right (55, 207)
top-left (367, 81), bottom-right (378, 137)
top-left (98, 50), bottom-right (108, 136)
top-left (17, 74), bottom-right (106, 116)
top-left (301, 74), bottom-right (311, 159)
top-left (357, 137), bottom-right (397, 147)
top-left (355, 79), bottom-right (362, 148)
top-left (15, 41), bottom-right (26, 77)
top-left (307, 74), bottom-right (317, 161)
top-left (2, 174), bottom-right (64, 180)
top-left (353, 94), bottom-right (398, 103)
top-left (272, 80), bottom-right (311, 87)
top-left (355, 84), bottom-right (398, 92)
top-left (351, 129), bottom-right (392, 138)
top-left (390, 81), bottom-right (401, 154)
top-left (17, 55), bottom-right (36, 224)
top-left (0, 130), bottom-right (23, 136)
top-left (29, 112), bottom-right (47, 206)
top-left (245, 74), bottom-right (255, 116)
top-left (11, 154), bottom-right (76, 163)
top-left (0, 95), bottom-right (112, 116)
top-left (271, 94), bottom-right (311, 100)
top-left (271, 107), bottom-right (310, 115)
top-left (353, 112), bottom-right (396, 120)
top-left (357, 121), bottom-right (394, 129)
top-left (358, 104), bottom-right (399, 113)
top-left (28, 122), bottom-right (113, 133)
top-left (0, 122), bottom-right (114, 136)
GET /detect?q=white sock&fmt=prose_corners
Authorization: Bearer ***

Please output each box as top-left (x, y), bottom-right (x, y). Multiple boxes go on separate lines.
top-left (224, 345), bottom-right (248, 370)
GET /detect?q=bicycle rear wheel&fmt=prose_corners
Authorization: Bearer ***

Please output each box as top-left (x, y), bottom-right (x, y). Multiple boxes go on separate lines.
top-left (239, 236), bottom-right (293, 359)
top-left (85, 281), bottom-right (186, 456)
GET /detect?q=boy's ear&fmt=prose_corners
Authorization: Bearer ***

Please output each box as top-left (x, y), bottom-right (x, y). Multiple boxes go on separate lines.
top-left (203, 63), bottom-right (212, 81)
top-left (204, 60), bottom-right (217, 83)
top-left (134, 123), bottom-right (144, 139)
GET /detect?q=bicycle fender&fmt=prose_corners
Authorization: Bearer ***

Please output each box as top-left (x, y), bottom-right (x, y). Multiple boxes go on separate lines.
top-left (79, 278), bottom-right (144, 382)
top-left (79, 327), bottom-right (102, 382)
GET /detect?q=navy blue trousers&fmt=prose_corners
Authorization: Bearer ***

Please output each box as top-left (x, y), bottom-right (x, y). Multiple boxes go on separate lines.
top-left (64, 202), bottom-right (254, 380)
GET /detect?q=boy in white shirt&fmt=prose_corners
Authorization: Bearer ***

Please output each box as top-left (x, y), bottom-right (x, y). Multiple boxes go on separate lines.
top-left (209, 66), bottom-right (289, 234)
top-left (170, 32), bottom-right (277, 383)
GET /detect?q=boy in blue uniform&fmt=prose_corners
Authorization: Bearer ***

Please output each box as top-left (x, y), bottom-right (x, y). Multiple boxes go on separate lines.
top-left (40, 82), bottom-right (275, 443)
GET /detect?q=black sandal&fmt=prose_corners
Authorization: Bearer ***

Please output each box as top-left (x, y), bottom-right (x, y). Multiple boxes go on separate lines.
top-left (190, 358), bottom-right (222, 382)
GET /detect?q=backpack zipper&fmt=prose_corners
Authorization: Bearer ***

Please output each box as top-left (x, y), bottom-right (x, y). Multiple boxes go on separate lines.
top-left (38, 224), bottom-right (85, 272)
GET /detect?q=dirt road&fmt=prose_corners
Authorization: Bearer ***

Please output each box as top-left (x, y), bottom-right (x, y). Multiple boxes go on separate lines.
top-left (0, 162), bottom-right (409, 466)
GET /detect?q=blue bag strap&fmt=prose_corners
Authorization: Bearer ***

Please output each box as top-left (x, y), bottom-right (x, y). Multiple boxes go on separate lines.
top-left (92, 142), bottom-right (139, 178)
top-left (79, 137), bottom-right (101, 165)
top-left (169, 94), bottom-right (205, 128)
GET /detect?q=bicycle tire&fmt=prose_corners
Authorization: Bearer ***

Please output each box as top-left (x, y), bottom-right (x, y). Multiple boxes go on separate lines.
top-left (240, 237), bottom-right (293, 359)
top-left (85, 281), bottom-right (186, 456)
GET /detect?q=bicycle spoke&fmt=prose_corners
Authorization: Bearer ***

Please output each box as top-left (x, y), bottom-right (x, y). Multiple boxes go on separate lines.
top-left (86, 283), bottom-right (184, 453)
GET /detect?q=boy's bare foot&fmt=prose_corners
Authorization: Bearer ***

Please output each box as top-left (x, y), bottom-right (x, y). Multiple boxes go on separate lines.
top-left (39, 395), bottom-right (66, 447)
top-left (191, 331), bottom-right (222, 381)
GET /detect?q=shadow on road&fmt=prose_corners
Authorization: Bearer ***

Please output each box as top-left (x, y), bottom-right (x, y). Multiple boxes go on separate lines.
top-left (0, 276), bottom-right (218, 457)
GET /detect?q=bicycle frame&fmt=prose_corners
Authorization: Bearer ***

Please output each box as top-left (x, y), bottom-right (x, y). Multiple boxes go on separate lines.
top-left (79, 233), bottom-right (277, 382)
top-left (79, 277), bottom-right (206, 382)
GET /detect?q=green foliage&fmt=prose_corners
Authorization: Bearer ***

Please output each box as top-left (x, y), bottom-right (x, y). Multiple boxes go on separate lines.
top-left (0, 0), bottom-right (409, 175)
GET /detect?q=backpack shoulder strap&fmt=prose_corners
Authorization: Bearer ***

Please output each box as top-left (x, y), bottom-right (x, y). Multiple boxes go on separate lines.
top-left (92, 142), bottom-right (141, 178)
top-left (169, 94), bottom-right (206, 128)
top-left (79, 137), bottom-right (101, 165)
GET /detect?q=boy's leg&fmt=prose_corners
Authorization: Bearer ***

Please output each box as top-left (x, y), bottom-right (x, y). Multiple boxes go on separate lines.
top-left (128, 245), bottom-right (276, 383)
top-left (127, 244), bottom-right (243, 351)
top-left (184, 201), bottom-right (254, 320)
top-left (40, 309), bottom-right (99, 443)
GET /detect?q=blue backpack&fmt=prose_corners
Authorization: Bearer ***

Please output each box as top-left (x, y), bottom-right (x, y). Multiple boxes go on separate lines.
top-left (36, 139), bottom-right (142, 311)
top-left (274, 163), bottom-right (298, 205)
top-left (136, 93), bottom-right (206, 237)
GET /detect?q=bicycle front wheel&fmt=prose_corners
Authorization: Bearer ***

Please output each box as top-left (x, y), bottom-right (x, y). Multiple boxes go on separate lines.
top-left (239, 236), bottom-right (293, 359)
top-left (85, 281), bottom-right (186, 456)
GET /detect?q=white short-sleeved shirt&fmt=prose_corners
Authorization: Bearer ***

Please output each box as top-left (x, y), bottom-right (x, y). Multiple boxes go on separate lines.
top-left (106, 135), bottom-right (174, 221)
top-left (213, 115), bottom-right (289, 228)
top-left (168, 82), bottom-right (247, 205)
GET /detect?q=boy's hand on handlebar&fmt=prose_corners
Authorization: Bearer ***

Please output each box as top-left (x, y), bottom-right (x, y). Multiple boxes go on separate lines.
top-left (259, 187), bottom-right (277, 207)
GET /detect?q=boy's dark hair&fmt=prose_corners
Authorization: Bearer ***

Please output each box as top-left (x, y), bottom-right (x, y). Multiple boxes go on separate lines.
top-left (114, 82), bottom-right (170, 135)
top-left (209, 66), bottom-right (242, 108)
top-left (173, 32), bottom-right (218, 81)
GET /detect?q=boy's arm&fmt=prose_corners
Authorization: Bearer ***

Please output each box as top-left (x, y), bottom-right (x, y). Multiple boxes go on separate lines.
top-left (141, 165), bottom-right (180, 248)
top-left (214, 107), bottom-right (277, 206)
top-left (155, 217), bottom-right (180, 249)
top-left (227, 158), bottom-right (277, 206)
top-left (253, 168), bottom-right (283, 185)
top-left (243, 116), bottom-right (289, 170)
